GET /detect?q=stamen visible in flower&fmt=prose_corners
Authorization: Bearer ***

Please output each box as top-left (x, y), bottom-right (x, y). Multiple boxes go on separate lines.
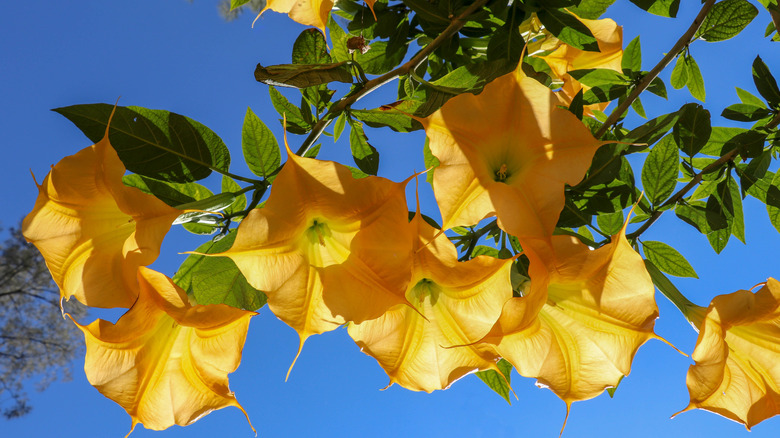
top-left (410, 278), bottom-right (439, 305)
top-left (306, 219), bottom-right (331, 246)
top-left (495, 163), bottom-right (509, 182)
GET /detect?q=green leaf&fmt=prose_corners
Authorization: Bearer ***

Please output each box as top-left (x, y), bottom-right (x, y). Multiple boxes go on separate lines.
top-left (569, 0), bottom-right (617, 19)
top-left (568, 69), bottom-right (628, 87)
top-left (351, 108), bottom-right (423, 133)
top-left (268, 85), bottom-right (312, 134)
top-left (423, 137), bottom-right (439, 183)
top-left (721, 104), bottom-right (773, 122)
top-left (242, 107), bottom-right (281, 179)
top-left (646, 77), bottom-right (668, 99)
top-left (735, 87), bottom-right (767, 107)
top-left (597, 210), bottom-right (624, 235)
top-left (644, 259), bottom-right (694, 315)
top-left (583, 84), bottom-right (630, 104)
top-left (642, 241), bottom-right (698, 278)
top-left (674, 201), bottom-right (730, 253)
top-left (230, 0), bottom-right (251, 10)
top-left (629, 0), bottom-right (680, 17)
top-left (221, 176), bottom-right (247, 217)
top-left (685, 55), bottom-right (706, 102)
top-left (174, 231), bottom-right (267, 311)
top-left (724, 130), bottom-right (768, 159)
top-left (753, 55), bottom-right (780, 109)
top-left (670, 55), bottom-right (688, 90)
top-left (333, 111), bottom-right (347, 141)
top-left (486, 19), bottom-right (525, 66)
top-left (352, 21), bottom-right (410, 75)
top-left (641, 135), bottom-right (679, 205)
top-left (699, 126), bottom-right (747, 156)
top-left (348, 119), bottom-right (380, 175)
top-left (622, 111), bottom-right (679, 146)
top-left (737, 149), bottom-right (771, 197)
top-left (631, 96), bottom-right (647, 118)
top-left (673, 103), bottom-right (711, 156)
top-left (254, 62), bottom-right (353, 89)
top-left (292, 28), bottom-right (331, 65)
top-left (54, 104), bottom-right (230, 183)
top-left (476, 359), bottom-right (513, 404)
top-left (622, 36), bottom-right (642, 73)
top-left (568, 89), bottom-right (585, 120)
top-left (766, 172), bottom-right (780, 234)
top-left (122, 174), bottom-right (213, 207)
top-left (696, 0), bottom-right (758, 42)
top-left (536, 8), bottom-right (599, 51)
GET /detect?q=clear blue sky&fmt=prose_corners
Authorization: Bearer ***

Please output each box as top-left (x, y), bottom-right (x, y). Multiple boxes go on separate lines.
top-left (2, 1), bottom-right (779, 437)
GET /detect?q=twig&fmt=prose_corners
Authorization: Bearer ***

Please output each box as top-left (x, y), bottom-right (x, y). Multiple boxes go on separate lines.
top-left (595, 0), bottom-right (717, 138)
top-left (294, 0), bottom-right (492, 156)
top-left (628, 111), bottom-right (780, 240)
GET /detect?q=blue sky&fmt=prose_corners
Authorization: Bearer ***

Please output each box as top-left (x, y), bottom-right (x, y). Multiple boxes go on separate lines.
top-left (2, 1), bottom-right (779, 437)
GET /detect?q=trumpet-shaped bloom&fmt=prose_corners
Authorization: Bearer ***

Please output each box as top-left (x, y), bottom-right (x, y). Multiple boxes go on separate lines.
top-left (482, 222), bottom-right (661, 416)
top-left (254, 0), bottom-right (376, 34)
top-left (218, 148), bottom-right (413, 370)
top-left (422, 67), bottom-right (604, 241)
top-left (677, 279), bottom-right (780, 429)
top-left (22, 126), bottom-right (181, 308)
top-left (73, 267), bottom-right (255, 436)
top-left (541, 17), bottom-right (623, 112)
top-left (348, 213), bottom-right (512, 392)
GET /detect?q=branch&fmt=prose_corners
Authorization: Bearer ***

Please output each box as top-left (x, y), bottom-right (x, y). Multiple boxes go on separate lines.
top-left (628, 112), bottom-right (780, 240)
top-left (295, 0), bottom-right (492, 156)
top-left (595, 0), bottom-right (717, 138)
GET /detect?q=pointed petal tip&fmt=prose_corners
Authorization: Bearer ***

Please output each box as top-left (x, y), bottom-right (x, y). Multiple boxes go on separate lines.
top-left (285, 335), bottom-right (307, 381)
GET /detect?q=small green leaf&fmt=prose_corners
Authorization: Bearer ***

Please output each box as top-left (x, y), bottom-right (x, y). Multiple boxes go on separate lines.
top-left (673, 103), bottom-right (711, 156)
top-left (597, 210), bottom-right (624, 235)
top-left (122, 174), bottom-right (213, 207)
top-left (629, 0), bottom-right (679, 17)
top-left (642, 241), bottom-right (698, 278)
top-left (696, 0), bottom-right (758, 42)
top-left (641, 135), bottom-right (679, 205)
top-left (735, 87), bottom-right (767, 107)
top-left (54, 104), bottom-right (231, 183)
top-left (348, 119), bottom-right (380, 175)
top-left (767, 172), bottom-right (780, 234)
top-left (622, 111), bottom-right (679, 145)
top-left (737, 149), bottom-right (771, 197)
top-left (646, 77), bottom-right (668, 99)
top-left (268, 85), bottom-right (312, 134)
top-left (569, 0), bottom-right (617, 19)
top-left (536, 8), bottom-right (599, 51)
top-left (631, 96), bottom-right (647, 118)
top-left (583, 84), bottom-right (630, 104)
top-left (568, 69), bottom-right (628, 87)
top-left (476, 359), bottom-right (513, 404)
top-left (222, 176), bottom-right (247, 216)
top-left (292, 28), bottom-right (331, 65)
top-left (174, 231), bottom-right (267, 311)
top-left (699, 126), bottom-right (748, 156)
top-left (242, 107), bottom-right (281, 179)
top-left (685, 55), bottom-right (706, 102)
top-left (752, 55), bottom-right (780, 109)
top-left (230, 0), bottom-right (251, 10)
top-left (423, 137), bottom-right (439, 184)
top-left (333, 111), bottom-right (347, 141)
top-left (670, 55), bottom-right (688, 90)
top-left (351, 108), bottom-right (423, 133)
top-left (254, 62), bottom-right (353, 89)
top-left (622, 36), bottom-right (641, 73)
top-left (721, 104), bottom-right (773, 122)
top-left (568, 89), bottom-right (585, 120)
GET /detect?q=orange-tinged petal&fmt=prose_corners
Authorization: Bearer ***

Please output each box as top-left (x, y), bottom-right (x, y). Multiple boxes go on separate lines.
top-left (422, 67), bottom-right (604, 241)
top-left (541, 17), bottom-right (623, 115)
top-left (74, 267), bottom-right (255, 435)
top-left (678, 279), bottom-right (780, 429)
top-left (483, 223), bottom-right (662, 409)
top-left (348, 213), bottom-right (512, 392)
top-left (256, 0), bottom-right (333, 34)
top-left (219, 150), bottom-right (413, 365)
top-left (22, 129), bottom-right (181, 308)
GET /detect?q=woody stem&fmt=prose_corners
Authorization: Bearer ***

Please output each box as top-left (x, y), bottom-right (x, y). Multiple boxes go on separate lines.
top-left (294, 0), bottom-right (492, 157)
top-left (595, 0), bottom-right (717, 138)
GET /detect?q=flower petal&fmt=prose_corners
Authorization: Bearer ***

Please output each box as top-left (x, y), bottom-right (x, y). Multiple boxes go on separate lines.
top-left (73, 267), bottom-right (255, 435)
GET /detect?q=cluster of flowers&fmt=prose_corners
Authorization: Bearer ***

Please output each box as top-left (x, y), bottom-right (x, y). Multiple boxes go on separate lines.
top-left (21, 10), bottom-right (780, 437)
